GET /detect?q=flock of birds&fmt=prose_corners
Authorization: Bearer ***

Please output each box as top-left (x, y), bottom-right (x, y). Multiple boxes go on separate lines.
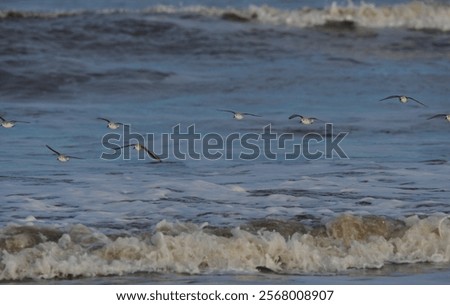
top-left (1, 94), bottom-right (449, 163)
top-left (220, 95), bottom-right (449, 125)
top-left (1, 114), bottom-right (164, 163)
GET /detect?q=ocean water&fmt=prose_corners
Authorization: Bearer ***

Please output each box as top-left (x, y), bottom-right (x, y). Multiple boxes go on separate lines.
top-left (1, 0), bottom-right (450, 284)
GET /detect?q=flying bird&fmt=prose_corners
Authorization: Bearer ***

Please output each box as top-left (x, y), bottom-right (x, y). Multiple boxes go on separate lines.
top-left (218, 109), bottom-right (261, 120)
top-left (427, 114), bottom-right (450, 122)
top-left (379, 95), bottom-right (427, 107)
top-left (46, 145), bottom-right (83, 162)
top-left (115, 143), bottom-right (161, 162)
top-left (0, 116), bottom-right (30, 128)
top-left (97, 117), bottom-right (123, 130)
top-left (288, 114), bottom-right (322, 125)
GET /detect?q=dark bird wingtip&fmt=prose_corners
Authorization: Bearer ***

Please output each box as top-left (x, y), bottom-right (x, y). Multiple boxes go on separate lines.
top-left (45, 145), bottom-right (59, 155)
top-left (218, 109), bottom-right (234, 113)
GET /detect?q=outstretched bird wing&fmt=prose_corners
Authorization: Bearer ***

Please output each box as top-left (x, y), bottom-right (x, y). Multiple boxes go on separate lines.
top-left (379, 95), bottom-right (400, 102)
top-left (427, 114), bottom-right (447, 120)
top-left (46, 145), bottom-right (61, 156)
top-left (406, 96), bottom-right (427, 107)
top-left (242, 112), bottom-right (261, 117)
top-left (142, 146), bottom-right (161, 162)
top-left (66, 155), bottom-right (83, 160)
top-left (218, 109), bottom-right (237, 115)
top-left (97, 117), bottom-right (111, 123)
top-left (289, 114), bottom-right (303, 120)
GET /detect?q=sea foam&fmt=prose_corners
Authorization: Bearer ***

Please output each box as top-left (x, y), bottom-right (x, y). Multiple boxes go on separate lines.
top-left (1, 2), bottom-right (450, 31)
top-left (1, 214), bottom-right (449, 280)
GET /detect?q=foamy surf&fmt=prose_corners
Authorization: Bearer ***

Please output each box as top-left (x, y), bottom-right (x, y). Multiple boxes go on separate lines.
top-left (245, 2), bottom-right (450, 31)
top-left (0, 1), bottom-right (450, 31)
top-left (1, 214), bottom-right (449, 281)
top-left (1, 2), bottom-right (450, 31)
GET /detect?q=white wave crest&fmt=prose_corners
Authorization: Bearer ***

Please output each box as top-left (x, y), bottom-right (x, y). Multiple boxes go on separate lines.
top-left (0, 214), bottom-right (449, 280)
top-left (1, 2), bottom-right (450, 31)
top-left (149, 1), bottom-right (450, 31)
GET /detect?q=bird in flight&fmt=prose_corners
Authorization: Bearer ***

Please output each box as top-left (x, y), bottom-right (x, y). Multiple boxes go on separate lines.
top-left (115, 143), bottom-right (161, 162)
top-left (97, 117), bottom-right (123, 130)
top-left (0, 116), bottom-right (30, 128)
top-left (288, 114), bottom-right (322, 125)
top-left (379, 95), bottom-right (427, 107)
top-left (46, 145), bottom-right (83, 162)
top-left (218, 109), bottom-right (261, 120)
top-left (427, 114), bottom-right (450, 122)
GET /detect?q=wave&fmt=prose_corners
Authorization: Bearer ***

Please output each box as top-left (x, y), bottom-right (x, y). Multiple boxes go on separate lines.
top-left (1, 2), bottom-right (450, 31)
top-left (1, 214), bottom-right (449, 281)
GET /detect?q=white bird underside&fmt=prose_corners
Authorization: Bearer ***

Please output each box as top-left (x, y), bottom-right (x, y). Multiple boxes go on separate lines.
top-left (379, 95), bottom-right (427, 107)
top-left (46, 145), bottom-right (82, 162)
top-left (218, 109), bottom-right (261, 120)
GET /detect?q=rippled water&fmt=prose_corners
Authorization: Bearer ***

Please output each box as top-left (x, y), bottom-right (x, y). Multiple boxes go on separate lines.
top-left (1, 0), bottom-right (450, 283)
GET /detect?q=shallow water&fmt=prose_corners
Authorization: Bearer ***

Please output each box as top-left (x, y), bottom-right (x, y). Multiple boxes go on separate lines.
top-left (1, 0), bottom-right (450, 284)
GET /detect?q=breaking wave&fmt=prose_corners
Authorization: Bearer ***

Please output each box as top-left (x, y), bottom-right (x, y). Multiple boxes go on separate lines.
top-left (1, 214), bottom-right (449, 281)
top-left (1, 2), bottom-right (450, 31)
